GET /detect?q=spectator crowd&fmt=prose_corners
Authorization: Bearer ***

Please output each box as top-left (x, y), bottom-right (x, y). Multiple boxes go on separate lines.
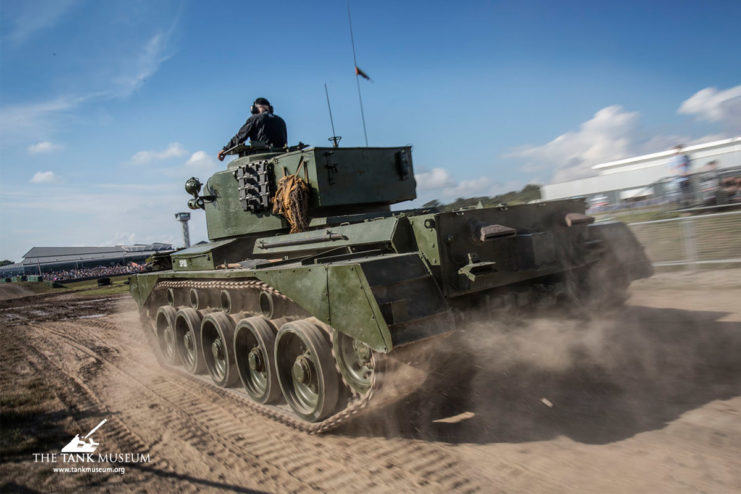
top-left (46, 263), bottom-right (146, 282)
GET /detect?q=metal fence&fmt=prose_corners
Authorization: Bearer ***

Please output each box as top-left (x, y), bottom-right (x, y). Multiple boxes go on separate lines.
top-left (628, 211), bottom-right (741, 268)
top-left (585, 164), bottom-right (741, 214)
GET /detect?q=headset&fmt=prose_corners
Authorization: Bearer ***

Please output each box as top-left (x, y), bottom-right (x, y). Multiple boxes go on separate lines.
top-left (250, 99), bottom-right (274, 114)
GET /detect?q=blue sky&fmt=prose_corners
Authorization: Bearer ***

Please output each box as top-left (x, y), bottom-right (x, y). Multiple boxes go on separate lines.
top-left (1, 0), bottom-right (740, 261)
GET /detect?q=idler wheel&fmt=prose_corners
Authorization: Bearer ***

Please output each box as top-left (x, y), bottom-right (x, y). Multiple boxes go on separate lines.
top-left (234, 317), bottom-right (281, 404)
top-left (275, 320), bottom-right (339, 422)
top-left (155, 306), bottom-right (180, 365)
top-left (174, 308), bottom-right (206, 374)
top-left (200, 312), bottom-right (239, 387)
top-left (333, 330), bottom-right (374, 395)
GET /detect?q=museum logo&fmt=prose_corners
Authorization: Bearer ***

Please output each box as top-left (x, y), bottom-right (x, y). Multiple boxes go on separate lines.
top-left (61, 419), bottom-right (106, 453)
top-left (32, 417), bottom-right (151, 473)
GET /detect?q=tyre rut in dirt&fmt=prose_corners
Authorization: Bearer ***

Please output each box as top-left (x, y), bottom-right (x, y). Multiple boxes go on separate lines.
top-left (200, 312), bottom-right (239, 387)
top-left (234, 316), bottom-right (281, 404)
top-left (25, 324), bottom-right (277, 493)
top-left (275, 319), bottom-right (339, 422)
top-left (22, 341), bottom-right (186, 489)
top-left (175, 308), bottom-right (206, 374)
top-left (24, 316), bottom-right (486, 492)
top-left (155, 306), bottom-right (179, 365)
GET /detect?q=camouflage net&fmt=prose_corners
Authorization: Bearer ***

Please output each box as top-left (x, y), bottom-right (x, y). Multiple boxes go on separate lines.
top-left (272, 158), bottom-right (310, 233)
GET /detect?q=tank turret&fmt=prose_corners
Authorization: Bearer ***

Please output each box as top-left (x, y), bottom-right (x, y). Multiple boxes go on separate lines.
top-left (186, 144), bottom-right (415, 241)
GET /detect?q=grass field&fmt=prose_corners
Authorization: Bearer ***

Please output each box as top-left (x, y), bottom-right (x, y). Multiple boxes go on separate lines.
top-left (11, 274), bottom-right (132, 297)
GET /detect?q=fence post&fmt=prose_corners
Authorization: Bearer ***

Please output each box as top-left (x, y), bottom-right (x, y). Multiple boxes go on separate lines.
top-left (681, 216), bottom-right (698, 270)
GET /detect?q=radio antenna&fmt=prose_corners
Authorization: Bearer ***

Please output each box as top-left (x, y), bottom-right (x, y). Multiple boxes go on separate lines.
top-left (347, 0), bottom-right (369, 146)
top-left (324, 83), bottom-right (341, 147)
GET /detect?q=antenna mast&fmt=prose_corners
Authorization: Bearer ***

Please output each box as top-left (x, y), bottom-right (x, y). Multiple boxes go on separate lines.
top-left (347, 0), bottom-right (368, 146)
top-left (324, 83), bottom-right (341, 147)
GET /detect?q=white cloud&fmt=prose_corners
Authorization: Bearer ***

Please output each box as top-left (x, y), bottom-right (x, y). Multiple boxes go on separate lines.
top-left (3, 0), bottom-right (78, 46)
top-left (507, 105), bottom-right (640, 182)
top-left (0, 183), bottom-right (198, 261)
top-left (112, 32), bottom-right (173, 98)
top-left (504, 97), bottom-right (734, 184)
top-left (27, 141), bottom-right (61, 154)
top-left (441, 177), bottom-right (496, 199)
top-left (103, 232), bottom-right (138, 246)
top-left (127, 142), bottom-right (187, 165)
top-left (415, 168), bottom-right (455, 190)
top-left (0, 95), bottom-right (88, 144)
top-left (184, 151), bottom-right (218, 174)
top-left (0, 27), bottom-right (175, 146)
top-left (678, 84), bottom-right (741, 132)
top-left (30, 171), bottom-right (60, 184)
top-left (414, 167), bottom-right (520, 202)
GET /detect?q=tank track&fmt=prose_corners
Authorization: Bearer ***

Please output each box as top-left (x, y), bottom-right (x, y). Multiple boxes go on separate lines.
top-left (144, 279), bottom-right (429, 434)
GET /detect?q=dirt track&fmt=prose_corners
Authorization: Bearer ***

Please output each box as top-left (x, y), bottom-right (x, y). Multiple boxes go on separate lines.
top-left (1, 270), bottom-right (740, 493)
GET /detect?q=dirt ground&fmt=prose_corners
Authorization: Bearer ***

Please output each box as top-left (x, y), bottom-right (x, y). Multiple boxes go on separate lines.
top-left (0, 284), bottom-right (33, 301)
top-left (1, 270), bottom-right (740, 493)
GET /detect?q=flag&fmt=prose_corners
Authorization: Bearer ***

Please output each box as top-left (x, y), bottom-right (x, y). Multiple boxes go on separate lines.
top-left (355, 66), bottom-right (371, 81)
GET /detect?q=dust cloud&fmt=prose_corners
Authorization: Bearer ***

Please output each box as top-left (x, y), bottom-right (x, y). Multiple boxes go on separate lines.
top-left (345, 274), bottom-right (741, 445)
top-left (0, 284), bottom-right (34, 301)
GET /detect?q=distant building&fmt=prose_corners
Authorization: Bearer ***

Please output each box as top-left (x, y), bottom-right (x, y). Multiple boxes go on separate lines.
top-left (542, 137), bottom-right (741, 207)
top-left (0, 243), bottom-right (172, 276)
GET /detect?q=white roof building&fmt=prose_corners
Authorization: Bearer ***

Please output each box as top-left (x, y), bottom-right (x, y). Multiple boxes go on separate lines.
top-left (542, 137), bottom-right (741, 201)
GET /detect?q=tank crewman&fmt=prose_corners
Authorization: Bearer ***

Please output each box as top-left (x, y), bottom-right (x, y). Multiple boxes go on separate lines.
top-left (217, 97), bottom-right (288, 161)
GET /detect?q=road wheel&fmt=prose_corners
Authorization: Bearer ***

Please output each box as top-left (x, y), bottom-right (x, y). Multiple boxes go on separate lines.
top-left (200, 312), bottom-right (238, 387)
top-left (155, 306), bottom-right (179, 365)
top-left (234, 316), bottom-right (281, 404)
top-left (275, 320), bottom-right (339, 422)
top-left (175, 308), bottom-right (206, 374)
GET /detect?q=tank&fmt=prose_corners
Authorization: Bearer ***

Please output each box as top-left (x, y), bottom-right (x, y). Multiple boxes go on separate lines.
top-left (129, 143), bottom-right (653, 432)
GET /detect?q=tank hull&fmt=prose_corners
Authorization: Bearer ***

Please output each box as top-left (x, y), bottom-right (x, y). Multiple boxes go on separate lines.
top-left (131, 199), bottom-right (652, 430)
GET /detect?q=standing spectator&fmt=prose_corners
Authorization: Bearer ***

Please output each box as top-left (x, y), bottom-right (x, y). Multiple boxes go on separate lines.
top-left (700, 160), bottom-right (720, 204)
top-left (669, 145), bottom-right (692, 206)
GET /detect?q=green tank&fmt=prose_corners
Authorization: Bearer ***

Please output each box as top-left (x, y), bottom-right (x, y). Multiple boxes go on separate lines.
top-left (129, 143), bottom-right (652, 432)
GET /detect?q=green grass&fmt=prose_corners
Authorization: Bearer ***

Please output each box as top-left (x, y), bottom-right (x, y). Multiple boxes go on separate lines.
top-left (8, 281), bottom-right (62, 294)
top-left (10, 274), bottom-right (132, 297)
top-left (63, 274), bottom-right (132, 297)
top-left (77, 283), bottom-right (131, 297)
top-left (60, 274), bottom-right (130, 288)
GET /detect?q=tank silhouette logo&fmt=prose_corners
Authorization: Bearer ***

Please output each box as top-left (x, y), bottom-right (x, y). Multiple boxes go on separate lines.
top-left (61, 419), bottom-right (107, 453)
top-left (32, 417), bottom-right (150, 471)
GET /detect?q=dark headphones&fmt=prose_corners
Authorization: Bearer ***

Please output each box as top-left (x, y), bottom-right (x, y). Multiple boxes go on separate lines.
top-left (250, 98), bottom-right (274, 114)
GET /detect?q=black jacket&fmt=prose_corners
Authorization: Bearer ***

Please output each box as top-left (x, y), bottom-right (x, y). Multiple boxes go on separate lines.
top-left (223, 112), bottom-right (287, 150)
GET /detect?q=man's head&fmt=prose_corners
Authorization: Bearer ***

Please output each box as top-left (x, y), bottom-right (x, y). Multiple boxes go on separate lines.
top-left (674, 144), bottom-right (684, 154)
top-left (251, 97), bottom-right (273, 115)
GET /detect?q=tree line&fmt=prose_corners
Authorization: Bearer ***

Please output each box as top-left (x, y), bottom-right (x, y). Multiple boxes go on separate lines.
top-left (421, 184), bottom-right (541, 211)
